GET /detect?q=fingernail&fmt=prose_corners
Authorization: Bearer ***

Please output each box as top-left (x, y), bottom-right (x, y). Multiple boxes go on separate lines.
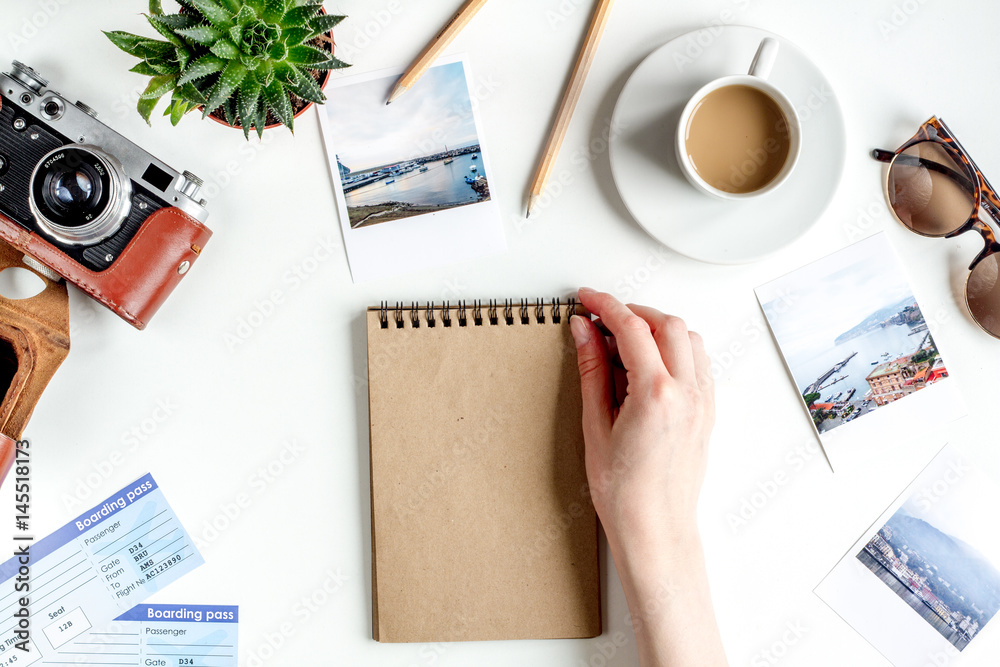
top-left (570, 315), bottom-right (591, 348)
top-left (579, 287), bottom-right (596, 296)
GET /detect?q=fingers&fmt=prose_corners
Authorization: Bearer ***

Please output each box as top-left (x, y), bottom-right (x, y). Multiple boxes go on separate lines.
top-left (577, 288), bottom-right (664, 382)
top-left (688, 330), bottom-right (714, 392)
top-left (570, 315), bottom-right (614, 439)
top-left (626, 304), bottom-right (697, 385)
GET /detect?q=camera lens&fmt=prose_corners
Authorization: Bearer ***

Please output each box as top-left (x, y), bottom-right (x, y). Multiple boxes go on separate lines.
top-left (47, 166), bottom-right (100, 214)
top-left (29, 146), bottom-right (131, 246)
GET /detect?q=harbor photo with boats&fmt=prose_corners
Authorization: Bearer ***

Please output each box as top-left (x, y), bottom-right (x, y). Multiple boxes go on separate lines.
top-left (320, 59), bottom-right (491, 229)
top-left (757, 234), bottom-right (952, 435)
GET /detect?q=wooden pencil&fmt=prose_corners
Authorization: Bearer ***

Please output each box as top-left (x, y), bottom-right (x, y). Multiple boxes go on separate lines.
top-left (526, 0), bottom-right (615, 217)
top-left (386, 0), bottom-right (491, 105)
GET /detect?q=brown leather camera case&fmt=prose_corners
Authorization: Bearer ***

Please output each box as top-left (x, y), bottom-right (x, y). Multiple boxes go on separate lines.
top-left (0, 207), bottom-right (211, 330)
top-left (0, 241), bottom-right (69, 441)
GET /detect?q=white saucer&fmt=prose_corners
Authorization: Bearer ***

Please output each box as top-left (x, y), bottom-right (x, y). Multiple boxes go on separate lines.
top-left (609, 25), bottom-right (846, 264)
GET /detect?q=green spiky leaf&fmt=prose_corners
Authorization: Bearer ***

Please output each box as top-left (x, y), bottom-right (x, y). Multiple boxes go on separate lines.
top-left (139, 74), bottom-right (178, 100)
top-left (232, 4), bottom-right (257, 27)
top-left (145, 57), bottom-right (181, 75)
top-left (260, 0), bottom-right (287, 23)
top-left (223, 95), bottom-right (239, 127)
top-left (281, 27), bottom-right (310, 46)
top-left (175, 45), bottom-right (193, 69)
top-left (237, 79), bottom-right (260, 139)
top-left (129, 60), bottom-right (160, 76)
top-left (178, 82), bottom-right (207, 105)
top-left (284, 64), bottom-right (325, 104)
top-left (145, 14), bottom-right (184, 46)
top-left (254, 60), bottom-right (274, 87)
top-left (176, 24), bottom-right (223, 46)
top-left (307, 14), bottom-right (345, 38)
top-left (284, 4), bottom-right (321, 27)
top-left (188, 0), bottom-right (234, 28)
top-left (286, 44), bottom-right (328, 66)
top-left (171, 100), bottom-right (190, 125)
top-left (203, 60), bottom-right (248, 115)
top-left (157, 14), bottom-right (197, 29)
top-left (104, 30), bottom-right (162, 58)
top-left (137, 95), bottom-right (159, 124)
top-left (178, 54), bottom-right (226, 84)
top-left (268, 41), bottom-right (288, 61)
top-left (310, 55), bottom-right (350, 71)
top-left (217, 0), bottom-right (241, 13)
top-left (210, 38), bottom-right (240, 59)
top-left (263, 77), bottom-right (292, 131)
top-left (253, 96), bottom-right (267, 138)
top-left (149, 0), bottom-right (164, 15)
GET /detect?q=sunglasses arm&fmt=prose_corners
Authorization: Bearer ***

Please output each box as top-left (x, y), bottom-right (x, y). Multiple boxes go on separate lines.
top-left (871, 148), bottom-right (894, 163)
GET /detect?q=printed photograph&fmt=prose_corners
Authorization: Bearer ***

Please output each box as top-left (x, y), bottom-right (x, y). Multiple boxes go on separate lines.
top-left (856, 454), bottom-right (1000, 651)
top-left (756, 233), bottom-right (950, 435)
top-left (320, 60), bottom-right (490, 229)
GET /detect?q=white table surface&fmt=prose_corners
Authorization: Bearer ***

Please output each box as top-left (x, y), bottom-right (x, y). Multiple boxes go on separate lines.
top-left (6, 1), bottom-right (1000, 665)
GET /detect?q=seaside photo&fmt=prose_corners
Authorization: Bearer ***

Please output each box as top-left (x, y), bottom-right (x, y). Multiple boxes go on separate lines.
top-left (318, 54), bottom-right (505, 283)
top-left (756, 233), bottom-right (951, 437)
top-left (817, 446), bottom-right (1000, 664)
top-left (322, 60), bottom-right (490, 228)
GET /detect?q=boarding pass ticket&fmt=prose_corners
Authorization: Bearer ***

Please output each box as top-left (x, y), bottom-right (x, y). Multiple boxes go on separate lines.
top-left (0, 473), bottom-right (204, 660)
top-left (45, 604), bottom-right (238, 666)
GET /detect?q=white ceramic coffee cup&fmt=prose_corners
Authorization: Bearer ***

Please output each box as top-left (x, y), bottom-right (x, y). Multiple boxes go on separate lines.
top-left (675, 37), bottom-right (801, 200)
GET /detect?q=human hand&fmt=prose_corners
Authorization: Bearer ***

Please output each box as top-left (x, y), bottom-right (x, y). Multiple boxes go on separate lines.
top-left (570, 288), bottom-right (726, 667)
top-left (569, 288), bottom-right (715, 549)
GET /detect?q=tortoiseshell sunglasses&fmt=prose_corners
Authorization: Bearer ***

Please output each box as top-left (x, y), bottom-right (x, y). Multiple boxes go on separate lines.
top-left (871, 117), bottom-right (1000, 339)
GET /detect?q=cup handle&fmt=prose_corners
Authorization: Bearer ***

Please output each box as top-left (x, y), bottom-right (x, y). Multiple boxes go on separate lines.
top-left (748, 37), bottom-right (779, 80)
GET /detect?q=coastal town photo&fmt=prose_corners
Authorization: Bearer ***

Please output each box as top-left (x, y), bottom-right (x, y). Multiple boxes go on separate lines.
top-left (320, 60), bottom-right (490, 229)
top-left (855, 452), bottom-right (1000, 651)
top-left (757, 234), bottom-right (950, 435)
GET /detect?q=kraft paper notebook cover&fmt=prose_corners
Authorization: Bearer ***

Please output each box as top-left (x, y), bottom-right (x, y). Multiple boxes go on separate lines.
top-left (366, 299), bottom-right (601, 643)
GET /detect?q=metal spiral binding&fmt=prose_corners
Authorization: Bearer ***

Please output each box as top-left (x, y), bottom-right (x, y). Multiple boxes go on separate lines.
top-left (380, 298), bottom-right (578, 329)
top-left (535, 298), bottom-right (545, 324)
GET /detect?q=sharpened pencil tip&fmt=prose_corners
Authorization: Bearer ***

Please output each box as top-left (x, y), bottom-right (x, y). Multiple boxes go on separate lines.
top-left (526, 194), bottom-right (541, 219)
top-left (386, 85), bottom-right (406, 106)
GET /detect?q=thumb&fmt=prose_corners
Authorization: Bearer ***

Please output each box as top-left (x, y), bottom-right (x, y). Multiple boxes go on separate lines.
top-left (570, 315), bottom-right (614, 438)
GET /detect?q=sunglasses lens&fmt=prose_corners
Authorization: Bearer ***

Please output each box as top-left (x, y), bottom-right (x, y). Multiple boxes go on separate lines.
top-left (968, 253), bottom-right (1000, 338)
top-left (887, 142), bottom-right (977, 236)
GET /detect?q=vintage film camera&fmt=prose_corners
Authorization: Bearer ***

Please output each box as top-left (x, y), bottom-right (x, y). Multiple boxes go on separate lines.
top-left (0, 61), bottom-right (212, 329)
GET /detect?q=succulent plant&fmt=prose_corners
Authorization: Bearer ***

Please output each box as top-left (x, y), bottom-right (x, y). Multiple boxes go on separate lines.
top-left (105, 0), bottom-right (348, 138)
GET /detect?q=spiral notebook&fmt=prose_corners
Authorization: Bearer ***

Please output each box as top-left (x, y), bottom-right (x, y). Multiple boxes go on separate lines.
top-left (366, 299), bottom-right (601, 643)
